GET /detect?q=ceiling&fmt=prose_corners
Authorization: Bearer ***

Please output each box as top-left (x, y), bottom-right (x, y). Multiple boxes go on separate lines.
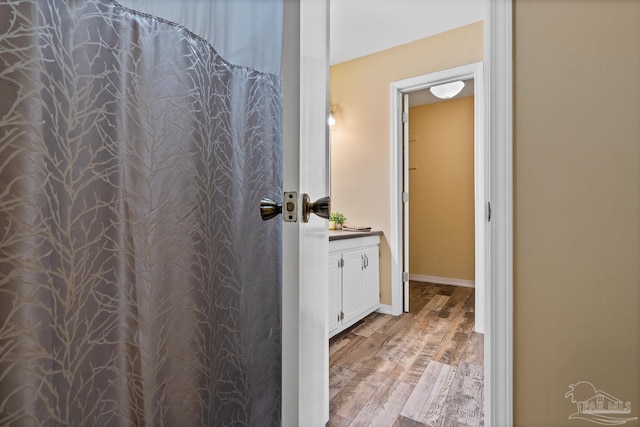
top-left (330, 0), bottom-right (484, 65)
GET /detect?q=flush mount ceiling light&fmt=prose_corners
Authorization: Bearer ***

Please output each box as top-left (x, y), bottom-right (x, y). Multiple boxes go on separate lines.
top-left (429, 81), bottom-right (465, 99)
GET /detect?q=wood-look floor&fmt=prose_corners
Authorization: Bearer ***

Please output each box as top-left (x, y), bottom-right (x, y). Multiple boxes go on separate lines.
top-left (329, 282), bottom-right (484, 427)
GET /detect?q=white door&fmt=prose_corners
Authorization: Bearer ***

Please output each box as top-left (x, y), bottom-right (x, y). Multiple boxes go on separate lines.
top-left (362, 245), bottom-right (380, 311)
top-left (341, 249), bottom-right (365, 325)
top-left (282, 1), bottom-right (329, 426)
top-left (328, 252), bottom-right (342, 336)
top-left (402, 93), bottom-right (410, 312)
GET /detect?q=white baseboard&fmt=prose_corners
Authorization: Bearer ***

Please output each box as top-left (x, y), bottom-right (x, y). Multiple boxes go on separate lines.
top-left (376, 304), bottom-right (395, 315)
top-left (409, 274), bottom-right (475, 288)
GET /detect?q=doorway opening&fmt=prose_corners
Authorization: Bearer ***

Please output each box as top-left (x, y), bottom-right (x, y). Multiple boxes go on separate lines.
top-left (322, 3), bottom-right (513, 424)
top-left (389, 62), bottom-right (487, 334)
top-left (404, 79), bottom-right (476, 312)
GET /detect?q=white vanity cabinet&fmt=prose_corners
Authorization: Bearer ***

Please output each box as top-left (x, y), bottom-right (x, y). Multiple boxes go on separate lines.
top-left (328, 232), bottom-right (381, 338)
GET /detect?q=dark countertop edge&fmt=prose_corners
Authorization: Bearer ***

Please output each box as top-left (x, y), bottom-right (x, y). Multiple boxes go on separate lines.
top-left (328, 230), bottom-right (383, 241)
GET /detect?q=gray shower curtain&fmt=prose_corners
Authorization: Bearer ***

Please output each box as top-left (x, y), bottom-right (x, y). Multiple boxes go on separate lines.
top-left (0, 0), bottom-right (282, 425)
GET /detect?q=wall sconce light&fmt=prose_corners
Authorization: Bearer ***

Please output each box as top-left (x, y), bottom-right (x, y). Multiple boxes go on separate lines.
top-left (328, 110), bottom-right (336, 127)
top-left (429, 81), bottom-right (465, 99)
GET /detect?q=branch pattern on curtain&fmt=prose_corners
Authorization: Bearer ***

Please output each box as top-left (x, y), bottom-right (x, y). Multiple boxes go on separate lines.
top-left (0, 1), bottom-right (282, 425)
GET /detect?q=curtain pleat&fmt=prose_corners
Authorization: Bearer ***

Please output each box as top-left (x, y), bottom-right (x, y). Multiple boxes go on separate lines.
top-left (0, 1), bottom-right (282, 425)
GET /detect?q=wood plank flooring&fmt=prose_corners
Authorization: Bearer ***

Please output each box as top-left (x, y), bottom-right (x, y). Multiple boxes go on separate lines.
top-left (329, 282), bottom-right (484, 427)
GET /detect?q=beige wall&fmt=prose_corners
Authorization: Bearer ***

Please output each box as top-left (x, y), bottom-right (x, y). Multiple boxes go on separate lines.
top-left (408, 97), bottom-right (474, 281)
top-left (329, 22), bottom-right (483, 304)
top-left (514, 1), bottom-right (640, 425)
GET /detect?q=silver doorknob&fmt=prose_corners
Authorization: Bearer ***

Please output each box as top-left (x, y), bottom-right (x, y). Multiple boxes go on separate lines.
top-left (302, 194), bottom-right (330, 223)
top-left (260, 193), bottom-right (328, 223)
top-left (260, 197), bottom-right (282, 221)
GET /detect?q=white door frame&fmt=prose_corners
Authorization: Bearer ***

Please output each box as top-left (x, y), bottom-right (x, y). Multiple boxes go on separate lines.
top-left (389, 61), bottom-right (486, 334)
top-left (483, 1), bottom-right (513, 425)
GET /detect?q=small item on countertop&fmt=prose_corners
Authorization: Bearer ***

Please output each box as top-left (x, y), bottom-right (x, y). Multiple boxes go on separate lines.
top-left (342, 225), bottom-right (371, 232)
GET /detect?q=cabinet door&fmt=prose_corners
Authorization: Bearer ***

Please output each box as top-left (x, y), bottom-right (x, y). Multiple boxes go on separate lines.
top-left (341, 249), bottom-right (364, 326)
top-left (362, 245), bottom-right (380, 311)
top-left (328, 252), bottom-right (342, 336)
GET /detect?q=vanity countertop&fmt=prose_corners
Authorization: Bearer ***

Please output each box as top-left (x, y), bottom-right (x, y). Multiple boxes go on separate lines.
top-left (328, 230), bottom-right (383, 241)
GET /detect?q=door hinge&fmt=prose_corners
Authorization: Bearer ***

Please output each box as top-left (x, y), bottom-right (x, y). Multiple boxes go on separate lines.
top-left (402, 272), bottom-right (409, 283)
top-left (340, 311), bottom-right (344, 321)
top-left (402, 192), bottom-right (409, 203)
top-left (338, 258), bottom-right (344, 268)
top-left (402, 112), bottom-right (408, 123)
top-left (487, 201), bottom-right (492, 222)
